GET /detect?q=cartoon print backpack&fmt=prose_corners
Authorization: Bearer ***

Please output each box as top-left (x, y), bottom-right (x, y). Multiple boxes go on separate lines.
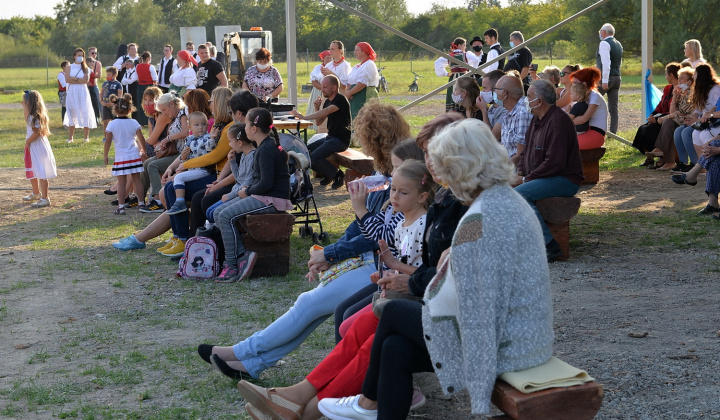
top-left (177, 236), bottom-right (220, 280)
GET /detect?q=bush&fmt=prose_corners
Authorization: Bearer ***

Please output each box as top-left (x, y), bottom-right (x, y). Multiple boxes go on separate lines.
top-left (0, 34), bottom-right (63, 68)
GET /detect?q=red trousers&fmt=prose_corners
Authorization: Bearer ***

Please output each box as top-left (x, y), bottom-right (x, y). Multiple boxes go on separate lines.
top-left (306, 310), bottom-right (379, 399)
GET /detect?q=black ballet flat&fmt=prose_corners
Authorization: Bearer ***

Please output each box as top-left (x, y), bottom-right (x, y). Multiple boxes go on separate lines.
top-left (197, 344), bottom-right (215, 364)
top-left (104, 189), bottom-right (117, 195)
top-left (210, 354), bottom-right (252, 380)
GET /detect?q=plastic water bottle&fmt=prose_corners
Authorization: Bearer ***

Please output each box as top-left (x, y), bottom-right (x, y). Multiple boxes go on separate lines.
top-left (350, 175), bottom-right (390, 192)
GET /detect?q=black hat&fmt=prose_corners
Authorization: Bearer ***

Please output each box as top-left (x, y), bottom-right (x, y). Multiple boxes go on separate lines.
top-left (471, 36), bottom-right (485, 45)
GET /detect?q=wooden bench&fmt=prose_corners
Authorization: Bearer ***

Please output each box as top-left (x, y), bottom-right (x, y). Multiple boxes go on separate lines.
top-left (327, 149), bottom-right (374, 185)
top-left (234, 212), bottom-right (295, 277)
top-left (580, 147), bottom-right (606, 185)
top-left (536, 197), bottom-right (581, 260)
top-left (491, 379), bottom-right (604, 420)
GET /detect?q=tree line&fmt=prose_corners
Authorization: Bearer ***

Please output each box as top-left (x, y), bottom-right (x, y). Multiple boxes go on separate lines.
top-left (1, 0), bottom-right (717, 67)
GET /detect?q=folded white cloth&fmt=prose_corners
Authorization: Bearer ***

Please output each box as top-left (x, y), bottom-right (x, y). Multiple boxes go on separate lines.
top-left (500, 356), bottom-right (594, 394)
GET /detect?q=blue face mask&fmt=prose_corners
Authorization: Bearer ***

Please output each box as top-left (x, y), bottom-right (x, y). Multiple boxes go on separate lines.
top-left (493, 91), bottom-right (503, 107)
top-left (509, 41), bottom-right (515, 48)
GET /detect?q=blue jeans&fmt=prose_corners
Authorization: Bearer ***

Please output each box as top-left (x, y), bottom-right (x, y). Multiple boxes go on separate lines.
top-left (514, 176), bottom-right (579, 245)
top-left (232, 251), bottom-right (376, 378)
top-left (165, 173), bottom-right (217, 240)
top-left (674, 125), bottom-right (697, 164)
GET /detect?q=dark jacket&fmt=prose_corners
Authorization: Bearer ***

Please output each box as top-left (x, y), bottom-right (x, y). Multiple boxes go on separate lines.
top-left (408, 187), bottom-right (468, 297)
top-left (245, 136), bottom-right (290, 199)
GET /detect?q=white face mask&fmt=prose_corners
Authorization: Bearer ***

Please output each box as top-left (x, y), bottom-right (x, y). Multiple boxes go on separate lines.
top-left (678, 83), bottom-right (689, 91)
top-left (599, 33), bottom-right (604, 41)
top-left (451, 92), bottom-right (464, 104)
top-left (525, 97), bottom-right (541, 113)
top-left (75, 56), bottom-right (84, 63)
top-left (480, 91), bottom-right (494, 104)
top-left (257, 62), bottom-right (271, 70)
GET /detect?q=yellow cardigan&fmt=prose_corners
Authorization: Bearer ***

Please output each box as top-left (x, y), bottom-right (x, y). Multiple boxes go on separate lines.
top-left (183, 124), bottom-right (231, 173)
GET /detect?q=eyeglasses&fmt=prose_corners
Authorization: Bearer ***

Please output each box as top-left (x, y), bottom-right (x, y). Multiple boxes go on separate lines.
top-left (90, 52), bottom-right (97, 55)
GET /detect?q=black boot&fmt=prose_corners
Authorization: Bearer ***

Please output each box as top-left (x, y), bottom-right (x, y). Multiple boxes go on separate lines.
top-left (546, 239), bottom-right (563, 262)
top-left (331, 170), bottom-right (345, 190)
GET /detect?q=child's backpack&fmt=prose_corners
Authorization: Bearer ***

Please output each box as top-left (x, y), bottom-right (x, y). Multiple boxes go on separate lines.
top-left (177, 236), bottom-right (219, 280)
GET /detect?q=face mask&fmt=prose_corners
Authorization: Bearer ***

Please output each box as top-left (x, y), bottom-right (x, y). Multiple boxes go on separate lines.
top-left (106, 76), bottom-right (115, 81)
top-left (257, 62), bottom-right (270, 70)
top-left (451, 92), bottom-right (464, 104)
top-left (481, 91), bottom-right (494, 104)
top-left (525, 97), bottom-right (541, 113)
top-left (75, 56), bottom-right (84, 63)
top-left (143, 103), bottom-right (156, 114)
top-left (493, 91), bottom-right (503, 107)
top-left (678, 83), bottom-right (689, 91)
top-left (509, 41), bottom-right (515, 48)
top-left (472, 45), bottom-right (482, 52)
top-left (599, 33), bottom-right (604, 41)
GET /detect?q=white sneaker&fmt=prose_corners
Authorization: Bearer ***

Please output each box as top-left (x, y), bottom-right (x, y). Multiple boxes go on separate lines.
top-left (67, 138), bottom-right (74, 144)
top-left (23, 193), bottom-right (40, 202)
top-left (31, 198), bottom-right (50, 208)
top-left (317, 395), bottom-right (377, 420)
top-left (409, 386), bottom-right (426, 410)
top-left (83, 138), bottom-right (90, 143)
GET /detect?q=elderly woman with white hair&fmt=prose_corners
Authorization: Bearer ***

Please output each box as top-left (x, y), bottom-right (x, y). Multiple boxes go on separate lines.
top-left (317, 118), bottom-right (554, 420)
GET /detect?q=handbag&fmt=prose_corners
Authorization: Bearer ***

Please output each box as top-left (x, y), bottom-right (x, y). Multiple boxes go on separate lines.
top-left (691, 118), bottom-right (720, 131)
top-left (168, 84), bottom-right (186, 98)
top-left (154, 139), bottom-right (178, 159)
top-left (371, 289), bottom-right (422, 318)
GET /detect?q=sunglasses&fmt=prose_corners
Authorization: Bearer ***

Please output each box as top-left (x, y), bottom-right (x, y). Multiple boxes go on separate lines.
top-left (560, 71), bottom-right (566, 76)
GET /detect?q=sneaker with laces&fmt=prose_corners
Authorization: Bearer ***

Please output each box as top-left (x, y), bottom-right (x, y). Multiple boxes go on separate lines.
top-left (23, 193), bottom-right (40, 202)
top-left (318, 394), bottom-right (377, 420)
top-left (157, 237), bottom-right (178, 253)
top-left (165, 200), bottom-right (188, 215)
top-left (114, 207), bottom-right (126, 215)
top-left (698, 204), bottom-right (720, 215)
top-left (214, 263), bottom-right (240, 283)
top-left (126, 196), bottom-right (139, 208)
top-left (160, 238), bottom-right (186, 257)
top-left (236, 251), bottom-right (258, 282)
top-left (139, 199), bottom-right (165, 213)
top-left (112, 234), bottom-right (146, 251)
top-left (31, 198), bottom-right (50, 208)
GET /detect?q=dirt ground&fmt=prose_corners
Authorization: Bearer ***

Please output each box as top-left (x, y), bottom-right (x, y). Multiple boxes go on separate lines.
top-left (1, 90), bottom-right (718, 419)
top-left (1, 154), bottom-right (719, 419)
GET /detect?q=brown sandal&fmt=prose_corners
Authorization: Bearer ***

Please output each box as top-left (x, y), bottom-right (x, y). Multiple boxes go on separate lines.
top-left (236, 381), bottom-right (304, 420)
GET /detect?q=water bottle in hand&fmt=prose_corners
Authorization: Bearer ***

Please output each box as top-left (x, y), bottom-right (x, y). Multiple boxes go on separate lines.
top-left (350, 175), bottom-right (390, 192)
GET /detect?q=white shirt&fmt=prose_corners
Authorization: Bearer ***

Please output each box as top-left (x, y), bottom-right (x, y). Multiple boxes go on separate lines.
top-left (113, 54), bottom-right (139, 69)
top-left (324, 59), bottom-right (352, 87)
top-left (57, 72), bottom-right (67, 89)
top-left (347, 60), bottom-right (379, 87)
top-left (484, 43), bottom-right (502, 72)
top-left (588, 90), bottom-right (608, 131)
top-left (158, 56), bottom-right (179, 88)
top-left (105, 118), bottom-right (142, 156)
top-left (169, 67), bottom-right (197, 90)
top-left (310, 64), bottom-right (324, 83)
top-left (434, 51), bottom-right (478, 77)
top-left (121, 67), bottom-right (137, 85)
top-left (598, 37), bottom-right (612, 84)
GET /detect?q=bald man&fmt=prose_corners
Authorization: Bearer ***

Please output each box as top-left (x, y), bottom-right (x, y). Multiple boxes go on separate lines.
top-left (495, 74), bottom-right (532, 164)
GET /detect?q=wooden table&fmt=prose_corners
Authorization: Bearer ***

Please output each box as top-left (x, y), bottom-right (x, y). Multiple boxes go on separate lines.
top-left (273, 119), bottom-right (313, 142)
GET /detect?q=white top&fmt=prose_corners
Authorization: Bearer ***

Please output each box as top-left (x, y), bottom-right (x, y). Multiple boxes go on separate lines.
top-left (598, 38), bottom-right (612, 83)
top-left (57, 71), bottom-right (67, 88)
top-left (122, 65), bottom-right (157, 85)
top-left (485, 43), bottom-right (501, 72)
top-left (393, 214), bottom-right (426, 268)
top-left (347, 60), bottom-right (379, 87)
top-left (105, 118), bottom-right (141, 156)
top-left (113, 54), bottom-right (139, 69)
top-left (158, 56), bottom-right (179, 88)
top-left (698, 84), bottom-right (720, 114)
top-left (588, 90), bottom-right (608, 131)
top-left (169, 67), bottom-right (197, 90)
top-left (68, 63), bottom-right (88, 79)
top-left (434, 51), bottom-right (479, 77)
top-left (121, 68), bottom-right (136, 85)
top-left (310, 63), bottom-right (324, 83)
top-left (324, 59), bottom-right (352, 86)
top-left (691, 58), bottom-right (706, 69)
